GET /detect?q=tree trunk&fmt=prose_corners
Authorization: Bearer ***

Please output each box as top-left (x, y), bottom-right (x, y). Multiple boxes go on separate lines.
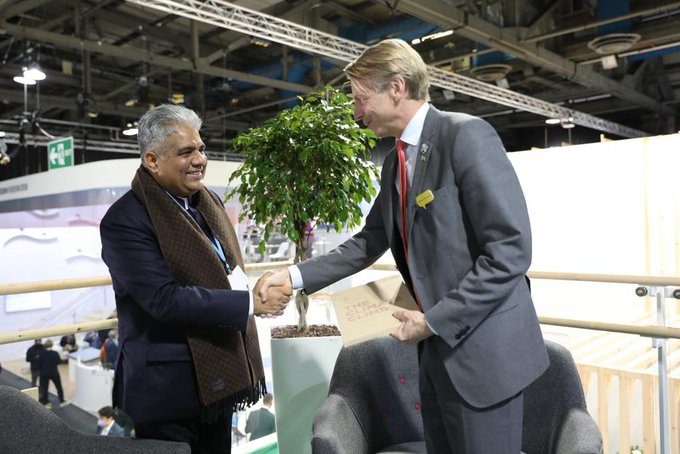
top-left (294, 223), bottom-right (310, 332)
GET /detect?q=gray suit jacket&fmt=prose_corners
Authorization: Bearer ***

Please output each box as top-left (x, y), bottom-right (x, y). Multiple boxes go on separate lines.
top-left (298, 106), bottom-right (549, 408)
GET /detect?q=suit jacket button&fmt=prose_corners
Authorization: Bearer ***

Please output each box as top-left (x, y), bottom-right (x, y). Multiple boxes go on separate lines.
top-left (454, 334), bottom-right (461, 340)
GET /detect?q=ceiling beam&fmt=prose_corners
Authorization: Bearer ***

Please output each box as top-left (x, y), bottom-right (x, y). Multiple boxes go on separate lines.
top-left (0, 20), bottom-right (314, 94)
top-left (0, 0), bottom-right (53, 19)
top-left (395, 0), bottom-right (676, 117)
top-left (0, 88), bottom-right (250, 131)
top-left (522, 1), bottom-right (680, 44)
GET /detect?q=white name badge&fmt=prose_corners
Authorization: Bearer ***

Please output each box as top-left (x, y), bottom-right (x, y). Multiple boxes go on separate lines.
top-left (228, 265), bottom-right (250, 291)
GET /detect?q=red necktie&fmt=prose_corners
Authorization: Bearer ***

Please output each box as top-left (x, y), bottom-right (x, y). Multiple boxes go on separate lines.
top-left (397, 140), bottom-right (423, 312)
top-left (396, 139), bottom-right (409, 258)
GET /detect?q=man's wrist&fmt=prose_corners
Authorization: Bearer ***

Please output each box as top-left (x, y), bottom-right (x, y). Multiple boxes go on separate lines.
top-left (424, 314), bottom-right (438, 335)
top-left (287, 265), bottom-right (304, 290)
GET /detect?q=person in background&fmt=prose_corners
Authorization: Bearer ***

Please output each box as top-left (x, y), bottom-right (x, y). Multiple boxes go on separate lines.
top-left (104, 329), bottom-right (119, 371)
top-left (260, 38), bottom-right (548, 454)
top-left (38, 340), bottom-right (69, 408)
top-left (100, 104), bottom-right (292, 454)
top-left (97, 406), bottom-right (125, 436)
top-left (115, 408), bottom-right (135, 437)
top-left (25, 338), bottom-right (44, 387)
top-left (84, 331), bottom-right (101, 349)
top-left (59, 333), bottom-right (78, 353)
top-left (245, 393), bottom-right (275, 441)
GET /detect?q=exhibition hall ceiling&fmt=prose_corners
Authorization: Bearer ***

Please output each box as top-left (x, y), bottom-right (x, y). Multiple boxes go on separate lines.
top-left (0, 0), bottom-right (679, 164)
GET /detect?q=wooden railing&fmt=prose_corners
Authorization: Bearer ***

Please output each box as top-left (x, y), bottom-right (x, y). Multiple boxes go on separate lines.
top-left (1, 267), bottom-right (679, 344)
top-left (1, 268), bottom-right (679, 453)
top-left (0, 262), bottom-right (292, 345)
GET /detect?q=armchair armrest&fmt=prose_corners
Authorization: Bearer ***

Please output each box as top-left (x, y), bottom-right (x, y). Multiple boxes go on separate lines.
top-left (312, 394), bottom-right (370, 454)
top-left (554, 408), bottom-right (604, 454)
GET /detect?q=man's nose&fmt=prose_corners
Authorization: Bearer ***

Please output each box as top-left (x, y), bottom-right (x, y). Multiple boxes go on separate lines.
top-left (193, 150), bottom-right (208, 164)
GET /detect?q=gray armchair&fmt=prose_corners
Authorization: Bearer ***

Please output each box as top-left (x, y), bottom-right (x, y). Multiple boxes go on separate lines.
top-left (0, 385), bottom-right (190, 454)
top-left (312, 336), bottom-right (423, 454)
top-left (312, 337), bottom-right (603, 454)
top-left (522, 340), bottom-right (603, 454)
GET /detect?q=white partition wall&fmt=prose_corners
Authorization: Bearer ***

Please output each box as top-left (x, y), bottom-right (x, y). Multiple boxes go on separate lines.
top-left (509, 134), bottom-right (680, 327)
top-left (509, 134), bottom-right (680, 454)
top-left (74, 361), bottom-right (114, 412)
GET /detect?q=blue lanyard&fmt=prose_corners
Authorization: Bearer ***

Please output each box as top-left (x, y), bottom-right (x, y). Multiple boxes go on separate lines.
top-left (167, 192), bottom-right (231, 274)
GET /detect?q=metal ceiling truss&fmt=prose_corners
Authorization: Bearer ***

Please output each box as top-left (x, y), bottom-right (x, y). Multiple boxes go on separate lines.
top-left (125, 0), bottom-right (645, 138)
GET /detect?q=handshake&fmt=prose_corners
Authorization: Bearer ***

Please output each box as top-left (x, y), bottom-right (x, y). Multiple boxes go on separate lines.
top-left (252, 270), bottom-right (293, 318)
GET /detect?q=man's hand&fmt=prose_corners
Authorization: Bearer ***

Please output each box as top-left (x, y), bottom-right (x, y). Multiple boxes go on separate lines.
top-left (390, 310), bottom-right (433, 343)
top-left (253, 271), bottom-right (292, 318)
top-left (258, 269), bottom-right (292, 303)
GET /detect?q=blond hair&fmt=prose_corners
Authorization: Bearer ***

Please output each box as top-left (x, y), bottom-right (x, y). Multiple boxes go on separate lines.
top-left (344, 39), bottom-right (430, 101)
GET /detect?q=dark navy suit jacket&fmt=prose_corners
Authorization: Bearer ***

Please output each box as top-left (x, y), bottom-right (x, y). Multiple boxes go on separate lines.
top-left (100, 189), bottom-right (250, 424)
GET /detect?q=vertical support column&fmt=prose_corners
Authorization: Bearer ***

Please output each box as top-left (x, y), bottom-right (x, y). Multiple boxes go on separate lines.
top-left (655, 288), bottom-right (671, 454)
top-left (191, 20), bottom-right (205, 117)
top-left (313, 55), bottom-right (322, 88)
top-left (75, 2), bottom-right (90, 164)
top-left (282, 46), bottom-right (289, 81)
top-left (637, 284), bottom-right (673, 454)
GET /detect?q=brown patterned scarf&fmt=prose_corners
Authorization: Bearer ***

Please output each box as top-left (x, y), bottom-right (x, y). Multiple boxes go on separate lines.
top-left (131, 165), bottom-right (265, 422)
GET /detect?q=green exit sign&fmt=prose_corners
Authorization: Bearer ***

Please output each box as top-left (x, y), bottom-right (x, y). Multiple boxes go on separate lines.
top-left (48, 136), bottom-right (74, 170)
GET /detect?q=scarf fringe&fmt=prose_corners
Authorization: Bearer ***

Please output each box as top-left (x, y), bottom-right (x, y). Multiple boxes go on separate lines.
top-left (201, 378), bottom-right (268, 424)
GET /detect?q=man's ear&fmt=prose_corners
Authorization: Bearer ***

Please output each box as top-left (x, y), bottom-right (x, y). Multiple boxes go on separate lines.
top-left (143, 151), bottom-right (159, 173)
top-left (390, 76), bottom-right (407, 101)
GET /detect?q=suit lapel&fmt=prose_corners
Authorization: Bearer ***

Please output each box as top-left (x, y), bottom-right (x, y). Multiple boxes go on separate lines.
top-left (382, 145), bottom-right (398, 244)
top-left (406, 106), bottom-right (439, 238)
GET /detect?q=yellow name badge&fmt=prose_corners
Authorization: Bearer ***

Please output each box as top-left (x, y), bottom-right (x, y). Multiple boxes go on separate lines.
top-left (416, 190), bottom-right (434, 208)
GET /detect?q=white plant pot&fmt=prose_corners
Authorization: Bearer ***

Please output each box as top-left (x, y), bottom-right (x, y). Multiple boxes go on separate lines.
top-left (271, 335), bottom-right (342, 454)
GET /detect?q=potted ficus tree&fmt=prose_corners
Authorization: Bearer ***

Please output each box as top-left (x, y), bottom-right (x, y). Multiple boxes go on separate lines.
top-left (226, 85), bottom-right (378, 454)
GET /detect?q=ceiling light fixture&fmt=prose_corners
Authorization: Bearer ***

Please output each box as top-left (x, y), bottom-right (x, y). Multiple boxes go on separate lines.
top-left (560, 117), bottom-right (575, 129)
top-left (600, 55), bottom-right (618, 70)
top-left (545, 118), bottom-right (561, 125)
top-left (13, 76), bottom-right (36, 85)
top-left (411, 30), bottom-right (453, 45)
top-left (122, 122), bottom-right (138, 136)
top-left (250, 37), bottom-right (271, 47)
top-left (23, 65), bottom-right (46, 81)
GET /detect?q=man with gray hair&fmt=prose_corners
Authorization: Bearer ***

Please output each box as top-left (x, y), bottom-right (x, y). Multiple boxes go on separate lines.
top-left (101, 104), bottom-right (291, 453)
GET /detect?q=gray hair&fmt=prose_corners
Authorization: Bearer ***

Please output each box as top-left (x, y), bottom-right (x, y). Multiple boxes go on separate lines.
top-left (137, 104), bottom-right (202, 159)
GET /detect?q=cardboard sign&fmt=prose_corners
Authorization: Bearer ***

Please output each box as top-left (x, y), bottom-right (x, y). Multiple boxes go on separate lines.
top-left (331, 275), bottom-right (418, 346)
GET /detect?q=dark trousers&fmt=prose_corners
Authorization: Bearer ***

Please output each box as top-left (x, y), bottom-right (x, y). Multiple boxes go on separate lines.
top-left (30, 367), bottom-right (39, 387)
top-left (419, 343), bottom-right (524, 454)
top-left (136, 414), bottom-right (232, 454)
top-left (39, 373), bottom-right (64, 404)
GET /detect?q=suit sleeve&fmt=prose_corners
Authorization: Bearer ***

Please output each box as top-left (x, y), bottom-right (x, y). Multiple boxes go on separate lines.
top-left (100, 200), bottom-right (249, 329)
top-left (425, 117), bottom-right (533, 347)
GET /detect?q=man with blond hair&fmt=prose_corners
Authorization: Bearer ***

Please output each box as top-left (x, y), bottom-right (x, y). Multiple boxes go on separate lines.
top-left (261, 39), bottom-right (548, 453)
